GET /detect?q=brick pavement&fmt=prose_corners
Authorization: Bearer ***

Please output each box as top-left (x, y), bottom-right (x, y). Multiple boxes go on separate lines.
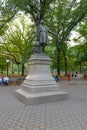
top-left (0, 79), bottom-right (87, 130)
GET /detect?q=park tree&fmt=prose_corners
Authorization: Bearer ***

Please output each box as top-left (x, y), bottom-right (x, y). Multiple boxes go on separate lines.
top-left (44, 0), bottom-right (87, 76)
top-left (72, 18), bottom-right (87, 73)
top-left (53, 0), bottom-right (87, 76)
top-left (0, 14), bottom-right (33, 75)
top-left (76, 18), bottom-right (87, 61)
top-left (68, 44), bottom-right (87, 74)
top-left (0, 0), bottom-right (17, 36)
top-left (0, 55), bottom-right (6, 74)
top-left (77, 18), bottom-right (87, 40)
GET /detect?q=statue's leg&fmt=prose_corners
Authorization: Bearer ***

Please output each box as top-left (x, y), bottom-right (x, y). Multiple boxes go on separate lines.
top-left (39, 43), bottom-right (45, 53)
top-left (42, 44), bottom-right (46, 52)
top-left (39, 45), bottom-right (41, 53)
top-left (39, 45), bottom-right (42, 53)
top-left (42, 46), bottom-right (44, 52)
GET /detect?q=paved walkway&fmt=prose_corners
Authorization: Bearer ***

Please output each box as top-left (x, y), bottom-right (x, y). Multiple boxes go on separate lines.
top-left (0, 79), bottom-right (87, 130)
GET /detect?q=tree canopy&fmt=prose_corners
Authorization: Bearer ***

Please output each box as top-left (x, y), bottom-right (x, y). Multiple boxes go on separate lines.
top-left (0, 0), bottom-right (87, 75)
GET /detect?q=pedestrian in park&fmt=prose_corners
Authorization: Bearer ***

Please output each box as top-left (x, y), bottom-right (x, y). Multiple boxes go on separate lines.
top-left (67, 72), bottom-right (71, 81)
top-left (0, 76), bottom-right (3, 86)
top-left (54, 75), bottom-right (60, 82)
top-left (75, 71), bottom-right (78, 79)
top-left (3, 76), bottom-right (10, 86)
top-left (72, 72), bottom-right (74, 78)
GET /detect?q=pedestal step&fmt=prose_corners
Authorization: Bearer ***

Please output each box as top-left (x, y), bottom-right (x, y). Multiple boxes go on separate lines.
top-left (15, 89), bottom-right (68, 105)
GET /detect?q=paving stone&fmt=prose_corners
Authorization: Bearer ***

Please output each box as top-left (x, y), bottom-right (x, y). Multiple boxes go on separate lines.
top-left (33, 128), bottom-right (40, 130)
top-left (20, 128), bottom-right (27, 130)
top-left (7, 128), bottom-right (14, 130)
top-left (46, 128), bottom-right (53, 130)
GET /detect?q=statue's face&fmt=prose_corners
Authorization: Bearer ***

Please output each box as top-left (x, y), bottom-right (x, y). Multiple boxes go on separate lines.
top-left (40, 20), bottom-right (44, 24)
top-left (36, 42), bottom-right (39, 46)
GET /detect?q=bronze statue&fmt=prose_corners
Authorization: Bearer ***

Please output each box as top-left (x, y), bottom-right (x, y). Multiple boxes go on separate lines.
top-left (37, 20), bottom-right (49, 52)
top-left (34, 12), bottom-right (56, 53)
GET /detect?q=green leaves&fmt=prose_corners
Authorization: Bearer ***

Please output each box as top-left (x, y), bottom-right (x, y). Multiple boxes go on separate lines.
top-left (1, 14), bottom-right (33, 65)
top-left (0, 0), bottom-right (87, 75)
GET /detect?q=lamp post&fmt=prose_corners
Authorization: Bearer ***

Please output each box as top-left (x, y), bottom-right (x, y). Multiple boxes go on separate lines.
top-left (6, 59), bottom-right (9, 76)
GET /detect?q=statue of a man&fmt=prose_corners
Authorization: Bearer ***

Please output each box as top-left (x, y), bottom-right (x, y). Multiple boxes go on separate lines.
top-left (38, 20), bottom-right (49, 45)
top-left (35, 12), bottom-right (56, 53)
top-left (37, 19), bottom-right (56, 52)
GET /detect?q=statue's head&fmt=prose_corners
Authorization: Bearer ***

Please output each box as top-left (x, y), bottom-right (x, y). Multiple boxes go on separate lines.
top-left (40, 19), bottom-right (44, 24)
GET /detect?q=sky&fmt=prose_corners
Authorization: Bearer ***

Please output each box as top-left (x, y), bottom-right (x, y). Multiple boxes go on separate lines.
top-left (69, 31), bottom-right (80, 46)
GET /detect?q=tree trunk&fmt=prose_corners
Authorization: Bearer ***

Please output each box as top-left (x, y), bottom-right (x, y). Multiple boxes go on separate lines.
top-left (57, 52), bottom-right (61, 76)
top-left (56, 38), bottom-right (61, 76)
top-left (79, 62), bottom-right (82, 73)
top-left (64, 55), bottom-right (67, 76)
top-left (21, 64), bottom-right (25, 76)
top-left (17, 64), bottom-right (20, 75)
top-left (62, 44), bottom-right (67, 76)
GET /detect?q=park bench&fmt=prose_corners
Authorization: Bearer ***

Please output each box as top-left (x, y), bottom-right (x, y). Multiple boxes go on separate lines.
top-left (8, 77), bottom-right (25, 86)
top-left (9, 80), bottom-right (23, 86)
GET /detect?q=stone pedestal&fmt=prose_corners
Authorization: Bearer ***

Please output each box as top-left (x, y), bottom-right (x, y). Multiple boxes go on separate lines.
top-left (15, 54), bottom-right (68, 105)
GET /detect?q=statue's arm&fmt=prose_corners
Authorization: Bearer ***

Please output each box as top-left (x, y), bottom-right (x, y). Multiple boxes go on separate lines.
top-left (48, 29), bottom-right (57, 36)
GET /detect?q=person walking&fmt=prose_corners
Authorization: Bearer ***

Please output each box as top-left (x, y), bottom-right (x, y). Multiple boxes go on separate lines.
top-left (75, 72), bottom-right (78, 79)
top-left (67, 72), bottom-right (71, 81)
top-left (0, 76), bottom-right (3, 86)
